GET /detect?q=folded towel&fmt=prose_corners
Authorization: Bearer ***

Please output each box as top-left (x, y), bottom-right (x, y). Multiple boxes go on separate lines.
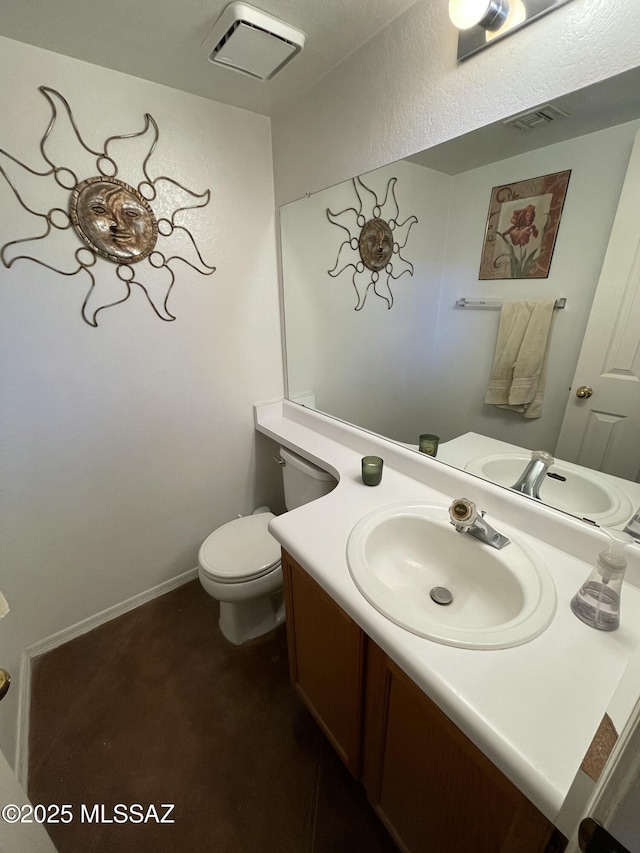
top-left (484, 298), bottom-right (556, 419)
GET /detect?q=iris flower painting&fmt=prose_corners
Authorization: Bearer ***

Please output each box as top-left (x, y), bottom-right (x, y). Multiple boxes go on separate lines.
top-left (478, 171), bottom-right (571, 280)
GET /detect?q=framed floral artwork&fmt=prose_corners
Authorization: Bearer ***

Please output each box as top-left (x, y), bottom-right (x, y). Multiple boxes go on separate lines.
top-left (478, 170), bottom-right (571, 279)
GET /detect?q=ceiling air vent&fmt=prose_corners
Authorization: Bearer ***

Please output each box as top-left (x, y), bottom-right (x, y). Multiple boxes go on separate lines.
top-left (503, 104), bottom-right (570, 132)
top-left (202, 2), bottom-right (306, 81)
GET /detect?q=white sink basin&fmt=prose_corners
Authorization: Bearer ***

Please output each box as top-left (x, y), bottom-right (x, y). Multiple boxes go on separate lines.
top-left (346, 502), bottom-right (557, 650)
top-left (464, 453), bottom-right (633, 527)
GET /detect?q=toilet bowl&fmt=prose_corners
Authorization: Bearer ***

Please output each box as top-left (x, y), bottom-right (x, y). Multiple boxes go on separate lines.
top-left (198, 510), bottom-right (283, 645)
top-left (197, 447), bottom-right (337, 644)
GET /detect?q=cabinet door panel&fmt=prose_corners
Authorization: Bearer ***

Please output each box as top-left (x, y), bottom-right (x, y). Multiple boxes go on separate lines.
top-left (282, 552), bottom-right (365, 777)
top-left (364, 641), bottom-right (554, 853)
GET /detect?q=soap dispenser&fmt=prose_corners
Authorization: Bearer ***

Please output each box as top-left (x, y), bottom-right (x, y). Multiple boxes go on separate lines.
top-left (570, 530), bottom-right (630, 631)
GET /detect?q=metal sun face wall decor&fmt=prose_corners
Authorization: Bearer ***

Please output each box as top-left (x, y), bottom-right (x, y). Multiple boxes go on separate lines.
top-left (70, 176), bottom-right (158, 264)
top-left (326, 175), bottom-right (418, 310)
top-left (0, 87), bottom-right (216, 326)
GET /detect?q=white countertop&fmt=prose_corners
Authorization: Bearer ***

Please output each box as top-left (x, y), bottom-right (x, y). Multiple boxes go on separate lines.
top-left (255, 400), bottom-right (640, 833)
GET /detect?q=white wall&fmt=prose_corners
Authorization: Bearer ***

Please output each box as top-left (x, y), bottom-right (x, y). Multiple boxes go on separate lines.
top-left (272, 0), bottom-right (640, 206)
top-left (0, 36), bottom-right (284, 761)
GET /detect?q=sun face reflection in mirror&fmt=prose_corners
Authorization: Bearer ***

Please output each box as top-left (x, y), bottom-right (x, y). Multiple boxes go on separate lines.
top-left (358, 218), bottom-right (394, 271)
top-left (327, 175), bottom-right (418, 310)
top-left (0, 86), bottom-right (216, 326)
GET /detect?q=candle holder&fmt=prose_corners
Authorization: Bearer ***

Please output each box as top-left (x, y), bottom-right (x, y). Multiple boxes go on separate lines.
top-left (419, 434), bottom-right (440, 457)
top-left (361, 456), bottom-right (383, 486)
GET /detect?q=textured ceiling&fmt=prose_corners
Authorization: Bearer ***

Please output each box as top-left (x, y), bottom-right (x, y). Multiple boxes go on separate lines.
top-left (407, 66), bottom-right (640, 175)
top-left (0, 0), bottom-right (418, 116)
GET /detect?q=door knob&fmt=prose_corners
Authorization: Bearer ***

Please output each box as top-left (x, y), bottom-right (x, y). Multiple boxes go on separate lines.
top-left (576, 385), bottom-right (593, 399)
top-left (0, 669), bottom-right (10, 701)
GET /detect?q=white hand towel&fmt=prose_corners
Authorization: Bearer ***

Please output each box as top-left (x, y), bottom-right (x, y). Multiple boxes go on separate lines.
top-left (484, 298), bottom-right (556, 419)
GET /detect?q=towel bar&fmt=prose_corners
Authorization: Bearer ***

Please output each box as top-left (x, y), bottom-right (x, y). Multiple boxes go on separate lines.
top-left (455, 297), bottom-right (566, 309)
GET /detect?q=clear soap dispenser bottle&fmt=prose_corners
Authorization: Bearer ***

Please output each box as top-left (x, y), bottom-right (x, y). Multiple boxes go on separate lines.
top-left (570, 530), bottom-right (630, 631)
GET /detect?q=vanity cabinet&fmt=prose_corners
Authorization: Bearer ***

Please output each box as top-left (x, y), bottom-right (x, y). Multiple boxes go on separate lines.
top-left (282, 550), bottom-right (564, 853)
top-left (362, 640), bottom-right (557, 853)
top-left (281, 550), bottom-right (366, 776)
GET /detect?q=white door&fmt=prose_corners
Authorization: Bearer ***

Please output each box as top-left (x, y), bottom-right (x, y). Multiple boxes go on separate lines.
top-left (556, 130), bottom-right (640, 483)
top-left (0, 747), bottom-right (58, 852)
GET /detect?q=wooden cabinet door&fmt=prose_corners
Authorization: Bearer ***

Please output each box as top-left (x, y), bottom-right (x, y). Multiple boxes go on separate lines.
top-left (282, 551), bottom-right (366, 777)
top-left (362, 640), bottom-right (555, 853)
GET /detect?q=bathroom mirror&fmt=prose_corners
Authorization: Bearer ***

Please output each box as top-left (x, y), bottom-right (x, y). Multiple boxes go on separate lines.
top-left (280, 66), bottom-right (640, 524)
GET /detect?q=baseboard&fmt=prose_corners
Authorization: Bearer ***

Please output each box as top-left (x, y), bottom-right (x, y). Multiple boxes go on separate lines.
top-left (15, 567), bottom-right (199, 789)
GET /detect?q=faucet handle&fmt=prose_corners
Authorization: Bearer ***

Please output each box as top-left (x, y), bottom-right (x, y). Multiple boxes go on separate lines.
top-left (531, 450), bottom-right (554, 466)
top-left (449, 498), bottom-right (478, 529)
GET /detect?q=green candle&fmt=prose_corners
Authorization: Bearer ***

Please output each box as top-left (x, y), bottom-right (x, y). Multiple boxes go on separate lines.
top-left (361, 455), bottom-right (383, 486)
top-left (419, 434), bottom-right (440, 457)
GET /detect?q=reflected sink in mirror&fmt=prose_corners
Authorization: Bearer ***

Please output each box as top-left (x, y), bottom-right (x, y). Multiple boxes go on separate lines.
top-left (346, 503), bottom-right (557, 650)
top-left (464, 453), bottom-right (634, 528)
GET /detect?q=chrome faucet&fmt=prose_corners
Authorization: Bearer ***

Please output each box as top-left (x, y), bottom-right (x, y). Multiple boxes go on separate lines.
top-left (510, 450), bottom-right (555, 499)
top-left (448, 498), bottom-right (510, 550)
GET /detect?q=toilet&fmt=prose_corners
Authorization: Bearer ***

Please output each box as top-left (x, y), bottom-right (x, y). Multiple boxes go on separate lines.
top-left (198, 446), bottom-right (337, 644)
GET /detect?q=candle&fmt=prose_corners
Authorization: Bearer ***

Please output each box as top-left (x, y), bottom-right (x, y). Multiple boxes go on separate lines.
top-left (419, 434), bottom-right (440, 457)
top-left (361, 455), bottom-right (383, 486)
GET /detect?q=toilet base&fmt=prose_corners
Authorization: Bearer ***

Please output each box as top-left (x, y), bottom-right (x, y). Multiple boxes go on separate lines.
top-left (219, 590), bottom-right (286, 645)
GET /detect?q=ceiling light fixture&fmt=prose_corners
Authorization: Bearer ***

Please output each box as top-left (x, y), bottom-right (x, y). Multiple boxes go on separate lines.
top-left (449, 0), bottom-right (509, 31)
top-left (449, 0), bottom-right (573, 60)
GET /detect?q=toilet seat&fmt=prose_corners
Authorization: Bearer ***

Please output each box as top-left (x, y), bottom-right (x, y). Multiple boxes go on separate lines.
top-left (198, 512), bottom-right (280, 584)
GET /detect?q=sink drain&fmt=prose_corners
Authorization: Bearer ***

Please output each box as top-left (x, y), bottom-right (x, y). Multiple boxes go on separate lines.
top-left (430, 586), bottom-right (453, 606)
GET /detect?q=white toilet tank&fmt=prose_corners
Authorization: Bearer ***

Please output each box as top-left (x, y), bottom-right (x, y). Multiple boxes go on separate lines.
top-left (280, 446), bottom-right (337, 510)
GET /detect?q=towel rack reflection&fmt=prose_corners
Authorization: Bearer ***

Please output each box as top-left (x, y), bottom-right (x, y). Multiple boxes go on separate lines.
top-left (455, 297), bottom-right (566, 309)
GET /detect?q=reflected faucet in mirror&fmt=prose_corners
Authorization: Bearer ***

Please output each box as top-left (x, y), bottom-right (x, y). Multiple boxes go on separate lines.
top-left (510, 450), bottom-right (555, 499)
